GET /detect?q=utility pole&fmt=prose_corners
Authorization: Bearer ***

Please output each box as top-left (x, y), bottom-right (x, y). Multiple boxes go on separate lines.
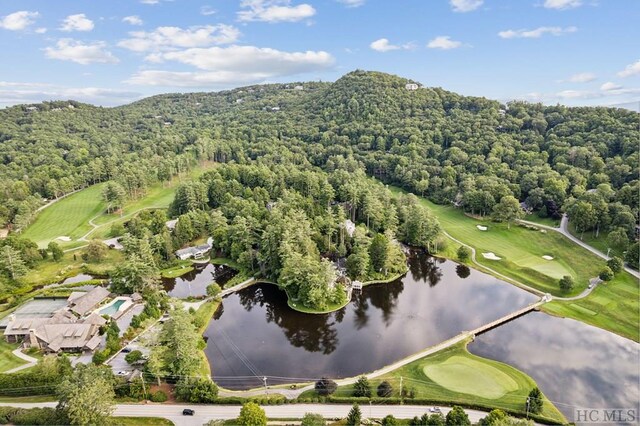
top-left (526, 396), bottom-right (530, 419)
top-left (399, 376), bottom-right (403, 405)
top-left (369, 401), bottom-right (372, 419)
top-left (263, 376), bottom-right (268, 395)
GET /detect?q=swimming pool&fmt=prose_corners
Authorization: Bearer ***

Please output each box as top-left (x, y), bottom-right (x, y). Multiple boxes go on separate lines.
top-left (99, 299), bottom-right (126, 316)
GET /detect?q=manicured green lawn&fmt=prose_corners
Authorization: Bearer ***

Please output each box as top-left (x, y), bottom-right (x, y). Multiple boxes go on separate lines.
top-left (22, 184), bottom-right (107, 248)
top-left (160, 264), bottom-right (194, 279)
top-left (0, 340), bottom-right (28, 373)
top-left (22, 162), bottom-right (217, 247)
top-left (315, 342), bottom-right (565, 424)
top-left (543, 271), bottom-right (639, 342)
top-left (423, 355), bottom-right (519, 399)
top-left (388, 185), bottom-right (606, 297)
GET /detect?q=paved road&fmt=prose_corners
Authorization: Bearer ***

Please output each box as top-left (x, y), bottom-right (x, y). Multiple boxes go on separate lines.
top-left (0, 402), bottom-right (495, 426)
top-left (4, 349), bottom-right (38, 374)
top-left (519, 215), bottom-right (640, 280)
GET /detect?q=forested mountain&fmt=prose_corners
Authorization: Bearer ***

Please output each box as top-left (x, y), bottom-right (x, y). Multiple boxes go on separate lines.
top-left (1, 70), bottom-right (638, 249)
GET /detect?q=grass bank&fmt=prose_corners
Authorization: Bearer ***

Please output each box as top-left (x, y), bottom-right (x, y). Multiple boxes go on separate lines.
top-left (543, 271), bottom-right (639, 342)
top-left (388, 185), bottom-right (605, 297)
top-left (193, 300), bottom-right (221, 378)
top-left (112, 417), bottom-right (174, 426)
top-left (303, 341), bottom-right (565, 424)
top-left (0, 340), bottom-right (29, 373)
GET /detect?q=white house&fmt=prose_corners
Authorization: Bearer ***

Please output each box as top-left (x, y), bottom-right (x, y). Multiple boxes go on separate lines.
top-left (405, 83), bottom-right (419, 91)
top-left (175, 242), bottom-right (212, 260)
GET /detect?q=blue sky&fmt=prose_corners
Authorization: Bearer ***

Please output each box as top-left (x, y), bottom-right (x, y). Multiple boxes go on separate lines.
top-left (0, 0), bottom-right (638, 107)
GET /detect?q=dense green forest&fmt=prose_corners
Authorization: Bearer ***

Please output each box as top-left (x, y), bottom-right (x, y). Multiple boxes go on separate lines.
top-left (1, 70), bottom-right (638, 291)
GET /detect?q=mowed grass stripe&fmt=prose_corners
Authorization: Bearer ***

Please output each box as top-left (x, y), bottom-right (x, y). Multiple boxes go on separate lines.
top-left (21, 184), bottom-right (106, 248)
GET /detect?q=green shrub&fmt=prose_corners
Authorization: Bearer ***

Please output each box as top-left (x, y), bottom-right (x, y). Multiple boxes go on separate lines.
top-left (151, 390), bottom-right (168, 402)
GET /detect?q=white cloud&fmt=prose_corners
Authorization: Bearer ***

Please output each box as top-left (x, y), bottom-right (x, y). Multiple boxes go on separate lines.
top-left (122, 15), bottom-right (143, 26)
top-left (140, 0), bottom-right (159, 4)
top-left (35, 27), bottom-right (47, 34)
top-left (369, 38), bottom-right (414, 52)
top-left (543, 0), bottom-right (582, 10)
top-left (238, 0), bottom-right (316, 23)
top-left (0, 11), bottom-right (39, 31)
top-left (498, 26), bottom-right (577, 39)
top-left (600, 82), bottom-right (622, 91)
top-left (0, 81), bottom-right (141, 107)
top-left (427, 36), bottom-right (463, 50)
top-left (126, 45), bottom-right (334, 86)
top-left (200, 6), bottom-right (217, 16)
top-left (337, 0), bottom-right (366, 7)
top-left (119, 25), bottom-right (240, 52)
top-left (60, 14), bottom-right (94, 32)
top-left (617, 60), bottom-right (640, 78)
top-left (450, 0), bottom-right (483, 12)
top-left (567, 72), bottom-right (596, 83)
top-left (44, 39), bottom-right (119, 65)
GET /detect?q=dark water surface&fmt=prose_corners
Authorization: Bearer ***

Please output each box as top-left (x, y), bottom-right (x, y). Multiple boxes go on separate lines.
top-left (470, 311), bottom-right (640, 422)
top-left (204, 253), bottom-right (537, 389)
top-left (162, 263), bottom-right (237, 298)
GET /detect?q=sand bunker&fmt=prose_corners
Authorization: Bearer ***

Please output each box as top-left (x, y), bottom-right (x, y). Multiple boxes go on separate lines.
top-left (56, 236), bottom-right (71, 242)
top-left (476, 225), bottom-right (488, 231)
top-left (482, 252), bottom-right (501, 260)
top-left (542, 255), bottom-right (554, 261)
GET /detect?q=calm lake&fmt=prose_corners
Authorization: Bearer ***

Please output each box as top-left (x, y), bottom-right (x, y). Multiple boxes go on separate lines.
top-left (204, 252), bottom-right (537, 387)
top-left (470, 311), bottom-right (640, 422)
top-left (204, 252), bottom-right (640, 420)
top-left (162, 263), bottom-right (237, 298)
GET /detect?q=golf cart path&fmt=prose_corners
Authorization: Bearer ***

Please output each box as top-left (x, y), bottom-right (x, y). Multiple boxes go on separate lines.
top-left (518, 214), bottom-right (639, 280)
top-left (4, 348), bottom-right (38, 374)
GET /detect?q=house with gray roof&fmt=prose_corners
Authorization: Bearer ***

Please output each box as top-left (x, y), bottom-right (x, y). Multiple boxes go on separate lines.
top-left (69, 287), bottom-right (111, 316)
top-left (175, 242), bottom-right (212, 260)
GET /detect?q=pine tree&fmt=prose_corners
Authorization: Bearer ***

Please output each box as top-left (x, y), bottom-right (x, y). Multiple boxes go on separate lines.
top-left (346, 403), bottom-right (361, 426)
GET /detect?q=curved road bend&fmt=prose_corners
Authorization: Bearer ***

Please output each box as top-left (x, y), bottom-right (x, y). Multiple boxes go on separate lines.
top-left (0, 402), bottom-right (503, 426)
top-left (518, 215), bottom-right (640, 280)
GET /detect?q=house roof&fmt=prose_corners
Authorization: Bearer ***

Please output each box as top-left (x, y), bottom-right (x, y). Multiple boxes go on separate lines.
top-left (70, 287), bottom-right (110, 316)
top-left (82, 313), bottom-right (107, 326)
top-left (35, 323), bottom-right (97, 351)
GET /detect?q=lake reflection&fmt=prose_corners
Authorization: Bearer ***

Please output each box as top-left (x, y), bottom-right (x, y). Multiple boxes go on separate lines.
top-left (470, 312), bottom-right (640, 422)
top-left (204, 252), bottom-right (537, 389)
top-left (162, 263), bottom-right (237, 298)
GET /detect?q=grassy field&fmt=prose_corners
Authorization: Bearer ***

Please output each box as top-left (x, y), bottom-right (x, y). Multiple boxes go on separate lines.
top-left (0, 340), bottom-right (28, 373)
top-left (543, 271), bottom-right (639, 341)
top-left (523, 214), bottom-right (560, 228)
top-left (21, 184), bottom-right (107, 248)
top-left (388, 185), bottom-right (606, 297)
top-left (309, 341), bottom-right (565, 424)
top-left (19, 249), bottom-right (124, 287)
top-left (21, 162), bottom-right (216, 248)
top-left (566, 222), bottom-right (627, 259)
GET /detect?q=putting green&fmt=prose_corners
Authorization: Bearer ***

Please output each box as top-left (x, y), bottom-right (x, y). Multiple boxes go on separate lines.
top-left (423, 355), bottom-right (519, 399)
